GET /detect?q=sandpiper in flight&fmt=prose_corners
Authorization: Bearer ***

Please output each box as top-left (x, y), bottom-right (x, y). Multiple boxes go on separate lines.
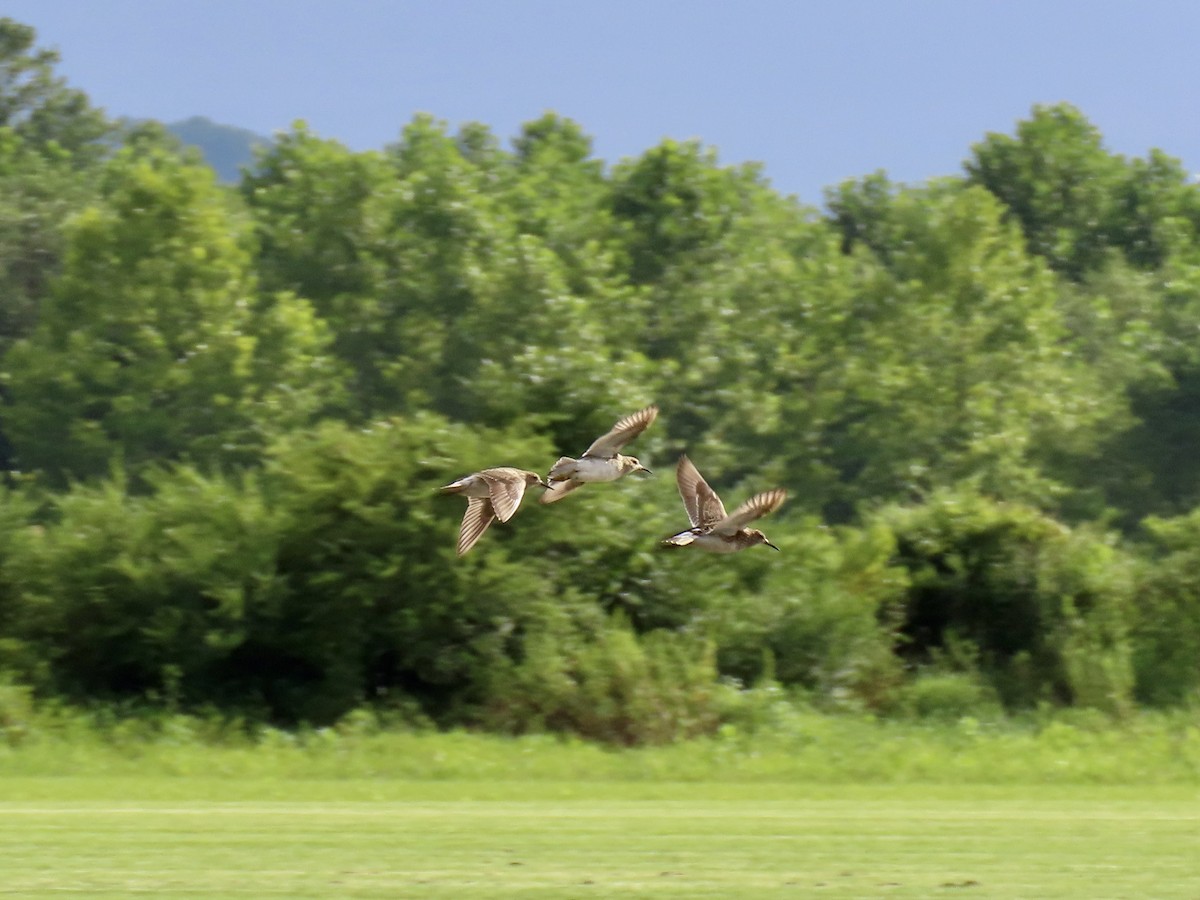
top-left (440, 467), bottom-right (551, 556)
top-left (661, 454), bottom-right (786, 553)
top-left (540, 405), bottom-right (658, 504)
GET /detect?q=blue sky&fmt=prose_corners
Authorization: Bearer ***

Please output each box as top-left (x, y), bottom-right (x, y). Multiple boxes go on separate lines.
top-left (7, 0), bottom-right (1198, 204)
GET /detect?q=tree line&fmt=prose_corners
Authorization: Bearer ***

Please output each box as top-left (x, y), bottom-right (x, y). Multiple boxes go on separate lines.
top-left (2, 18), bottom-right (1199, 739)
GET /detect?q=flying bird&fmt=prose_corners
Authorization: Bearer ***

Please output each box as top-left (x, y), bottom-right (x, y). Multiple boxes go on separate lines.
top-left (661, 454), bottom-right (786, 553)
top-left (540, 405), bottom-right (658, 504)
top-left (440, 467), bottom-right (550, 556)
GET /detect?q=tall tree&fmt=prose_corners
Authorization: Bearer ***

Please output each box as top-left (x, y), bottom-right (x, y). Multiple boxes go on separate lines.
top-left (0, 18), bottom-right (111, 162)
top-left (818, 178), bottom-right (1109, 516)
top-left (3, 141), bottom-right (339, 483)
top-left (242, 124), bottom-right (395, 417)
top-left (0, 17), bottom-right (112, 366)
top-left (0, 128), bottom-right (97, 355)
top-left (967, 105), bottom-right (1200, 523)
top-left (965, 103), bottom-right (1200, 279)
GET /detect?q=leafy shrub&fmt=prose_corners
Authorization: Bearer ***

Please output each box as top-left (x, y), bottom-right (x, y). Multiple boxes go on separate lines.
top-left (886, 671), bottom-right (1002, 721)
top-left (1, 468), bottom-right (285, 708)
top-left (484, 614), bottom-right (725, 745)
top-left (255, 413), bottom-right (566, 724)
top-left (874, 489), bottom-right (1134, 712)
top-left (0, 413), bottom-right (579, 725)
top-left (0, 486), bottom-right (41, 680)
top-left (1039, 528), bottom-right (1135, 716)
top-left (0, 678), bottom-right (33, 746)
top-left (1130, 509), bottom-right (1200, 705)
top-left (703, 520), bottom-right (905, 708)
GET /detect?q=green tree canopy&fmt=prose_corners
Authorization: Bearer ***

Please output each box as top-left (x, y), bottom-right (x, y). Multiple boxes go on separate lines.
top-left (965, 102), bottom-right (1200, 279)
top-left (3, 141), bottom-right (340, 483)
top-left (0, 18), bottom-right (111, 162)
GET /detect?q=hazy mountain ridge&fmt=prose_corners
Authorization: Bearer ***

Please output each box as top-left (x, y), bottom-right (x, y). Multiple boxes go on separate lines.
top-left (166, 115), bottom-right (272, 182)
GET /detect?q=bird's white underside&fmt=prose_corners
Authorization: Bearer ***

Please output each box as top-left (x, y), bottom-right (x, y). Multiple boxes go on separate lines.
top-left (550, 456), bottom-right (626, 483)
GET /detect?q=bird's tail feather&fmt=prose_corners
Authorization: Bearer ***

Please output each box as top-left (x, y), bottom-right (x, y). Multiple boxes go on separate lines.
top-left (547, 456), bottom-right (577, 480)
top-left (660, 531), bottom-right (696, 548)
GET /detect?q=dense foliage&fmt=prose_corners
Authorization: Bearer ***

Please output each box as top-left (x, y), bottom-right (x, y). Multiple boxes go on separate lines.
top-left (2, 19), bottom-right (1199, 740)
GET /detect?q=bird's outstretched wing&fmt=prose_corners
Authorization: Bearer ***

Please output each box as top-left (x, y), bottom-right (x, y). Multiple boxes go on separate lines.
top-left (538, 478), bottom-right (583, 505)
top-left (582, 405), bottom-right (658, 458)
top-left (479, 468), bottom-right (530, 522)
top-left (457, 498), bottom-right (497, 556)
top-left (709, 488), bottom-right (787, 536)
top-left (676, 455), bottom-right (727, 531)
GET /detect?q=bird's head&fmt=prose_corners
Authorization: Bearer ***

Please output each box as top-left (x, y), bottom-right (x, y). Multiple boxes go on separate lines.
top-left (747, 529), bottom-right (780, 551)
top-left (619, 455), bottom-right (652, 476)
top-left (526, 472), bottom-right (553, 490)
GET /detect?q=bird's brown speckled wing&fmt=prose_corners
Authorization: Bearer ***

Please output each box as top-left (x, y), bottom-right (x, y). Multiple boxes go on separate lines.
top-left (479, 468), bottom-right (530, 523)
top-left (457, 498), bottom-right (497, 556)
top-left (710, 488), bottom-right (786, 536)
top-left (582, 405), bottom-right (658, 458)
top-left (676, 455), bottom-right (727, 531)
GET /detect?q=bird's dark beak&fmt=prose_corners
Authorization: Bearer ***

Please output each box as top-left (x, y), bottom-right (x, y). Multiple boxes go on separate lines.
top-left (536, 479), bottom-right (553, 490)
top-left (765, 540), bottom-right (781, 552)
top-left (638, 466), bottom-right (653, 476)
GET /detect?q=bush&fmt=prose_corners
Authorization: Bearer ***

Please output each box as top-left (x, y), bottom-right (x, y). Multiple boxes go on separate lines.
top-left (0, 678), bottom-right (34, 746)
top-left (873, 488), bottom-right (1134, 712)
top-left (886, 671), bottom-right (1003, 721)
top-left (0, 413), bottom-right (581, 725)
top-left (255, 413), bottom-right (566, 724)
top-left (1, 468), bottom-right (285, 709)
top-left (702, 520), bottom-right (905, 708)
top-left (484, 613), bottom-right (725, 745)
top-left (1039, 528), bottom-right (1135, 716)
top-left (1131, 509), bottom-right (1200, 705)
top-left (0, 486), bottom-right (41, 680)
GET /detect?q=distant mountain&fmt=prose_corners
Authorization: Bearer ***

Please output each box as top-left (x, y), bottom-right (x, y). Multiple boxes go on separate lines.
top-left (166, 116), bottom-right (272, 183)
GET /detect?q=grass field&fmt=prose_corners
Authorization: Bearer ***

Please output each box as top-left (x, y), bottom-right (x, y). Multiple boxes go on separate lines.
top-left (2, 712), bottom-right (1200, 897)
top-left (2, 778), bottom-right (1199, 898)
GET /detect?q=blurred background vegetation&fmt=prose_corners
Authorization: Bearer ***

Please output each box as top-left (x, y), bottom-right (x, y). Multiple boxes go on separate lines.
top-left (2, 18), bottom-right (1200, 744)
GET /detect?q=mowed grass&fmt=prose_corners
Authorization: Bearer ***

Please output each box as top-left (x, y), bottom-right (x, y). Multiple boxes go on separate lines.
top-left (2, 778), bottom-right (1199, 898)
top-left (2, 713), bottom-right (1200, 897)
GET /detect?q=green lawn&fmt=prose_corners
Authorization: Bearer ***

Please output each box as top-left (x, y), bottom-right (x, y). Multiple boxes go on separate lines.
top-left (2, 779), bottom-right (1198, 898)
